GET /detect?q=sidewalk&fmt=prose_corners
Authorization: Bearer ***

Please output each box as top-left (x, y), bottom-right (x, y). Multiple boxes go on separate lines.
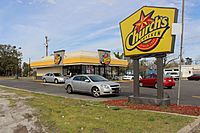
top-left (0, 89), bottom-right (46, 132)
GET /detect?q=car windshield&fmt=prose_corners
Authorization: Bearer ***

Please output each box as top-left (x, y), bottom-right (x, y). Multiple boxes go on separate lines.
top-left (88, 75), bottom-right (108, 82)
top-left (164, 74), bottom-right (171, 78)
top-left (53, 73), bottom-right (62, 76)
top-left (193, 74), bottom-right (200, 76)
top-left (170, 72), bottom-right (178, 75)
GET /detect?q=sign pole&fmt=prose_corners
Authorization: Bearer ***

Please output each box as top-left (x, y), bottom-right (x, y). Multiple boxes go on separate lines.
top-left (133, 57), bottom-right (140, 97)
top-left (156, 55), bottom-right (165, 99)
top-left (177, 0), bottom-right (185, 105)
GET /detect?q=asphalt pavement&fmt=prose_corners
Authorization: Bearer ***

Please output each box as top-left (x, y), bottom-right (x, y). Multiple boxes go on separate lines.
top-left (0, 79), bottom-right (199, 106)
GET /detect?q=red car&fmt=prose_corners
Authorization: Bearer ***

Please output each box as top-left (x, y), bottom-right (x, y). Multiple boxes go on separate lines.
top-left (187, 74), bottom-right (200, 80)
top-left (139, 74), bottom-right (175, 89)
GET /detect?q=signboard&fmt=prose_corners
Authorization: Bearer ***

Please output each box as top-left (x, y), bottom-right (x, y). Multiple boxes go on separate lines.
top-left (54, 50), bottom-right (65, 65)
top-left (120, 6), bottom-right (178, 57)
top-left (98, 49), bottom-right (111, 65)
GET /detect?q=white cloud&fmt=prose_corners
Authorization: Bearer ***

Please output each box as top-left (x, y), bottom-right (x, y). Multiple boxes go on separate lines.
top-left (83, 25), bottom-right (118, 40)
top-left (99, 0), bottom-right (116, 6)
top-left (68, 37), bottom-right (123, 53)
top-left (47, 0), bottom-right (56, 4)
top-left (16, 0), bottom-right (23, 4)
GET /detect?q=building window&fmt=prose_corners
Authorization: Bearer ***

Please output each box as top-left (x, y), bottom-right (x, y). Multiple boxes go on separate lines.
top-left (82, 65), bottom-right (86, 74)
top-left (81, 65), bottom-right (94, 74)
top-left (86, 65), bottom-right (94, 74)
top-left (112, 67), bottom-right (118, 76)
top-left (95, 66), bottom-right (99, 75)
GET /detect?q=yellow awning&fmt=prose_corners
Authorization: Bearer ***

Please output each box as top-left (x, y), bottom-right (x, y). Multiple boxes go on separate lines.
top-left (31, 57), bottom-right (128, 68)
top-left (31, 51), bottom-right (128, 68)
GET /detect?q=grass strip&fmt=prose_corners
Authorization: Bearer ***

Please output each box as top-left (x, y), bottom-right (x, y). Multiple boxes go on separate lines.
top-left (0, 86), bottom-right (195, 133)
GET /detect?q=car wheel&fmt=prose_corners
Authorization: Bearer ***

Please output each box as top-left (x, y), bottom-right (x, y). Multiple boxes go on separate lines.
top-left (54, 79), bottom-right (58, 84)
top-left (66, 85), bottom-right (73, 94)
top-left (155, 83), bottom-right (157, 89)
top-left (91, 87), bottom-right (100, 98)
top-left (43, 78), bottom-right (46, 83)
top-left (139, 82), bottom-right (143, 87)
top-left (167, 86), bottom-right (172, 89)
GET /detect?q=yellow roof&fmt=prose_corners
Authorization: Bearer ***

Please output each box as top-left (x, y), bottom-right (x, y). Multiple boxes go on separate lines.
top-left (31, 51), bottom-right (128, 68)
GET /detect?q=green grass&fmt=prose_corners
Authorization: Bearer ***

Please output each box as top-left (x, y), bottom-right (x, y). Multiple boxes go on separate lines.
top-left (0, 86), bottom-right (195, 133)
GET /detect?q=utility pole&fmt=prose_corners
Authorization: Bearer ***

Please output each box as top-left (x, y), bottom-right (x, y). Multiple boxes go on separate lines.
top-left (177, 0), bottom-right (185, 105)
top-left (44, 36), bottom-right (49, 56)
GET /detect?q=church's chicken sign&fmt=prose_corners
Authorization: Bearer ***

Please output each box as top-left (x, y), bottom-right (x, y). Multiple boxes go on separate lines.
top-left (120, 6), bottom-right (178, 56)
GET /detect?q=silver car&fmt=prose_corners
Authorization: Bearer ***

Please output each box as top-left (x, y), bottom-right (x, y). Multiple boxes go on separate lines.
top-left (42, 73), bottom-right (65, 84)
top-left (65, 74), bottom-right (120, 97)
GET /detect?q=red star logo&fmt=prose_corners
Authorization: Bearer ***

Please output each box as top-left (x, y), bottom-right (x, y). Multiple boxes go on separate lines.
top-left (134, 11), bottom-right (154, 32)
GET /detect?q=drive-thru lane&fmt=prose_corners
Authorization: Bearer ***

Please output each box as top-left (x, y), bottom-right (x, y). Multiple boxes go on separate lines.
top-left (0, 79), bottom-right (199, 106)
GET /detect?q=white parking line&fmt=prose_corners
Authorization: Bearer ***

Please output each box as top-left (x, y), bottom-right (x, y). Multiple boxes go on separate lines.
top-left (41, 83), bottom-right (64, 87)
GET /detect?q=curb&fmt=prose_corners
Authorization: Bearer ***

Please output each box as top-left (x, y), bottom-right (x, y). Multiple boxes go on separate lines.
top-left (177, 116), bottom-right (200, 133)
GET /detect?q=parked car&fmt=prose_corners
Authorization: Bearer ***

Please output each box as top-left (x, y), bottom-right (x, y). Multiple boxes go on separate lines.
top-left (166, 72), bottom-right (179, 80)
top-left (122, 74), bottom-right (134, 80)
top-left (187, 74), bottom-right (200, 80)
top-left (42, 73), bottom-right (65, 83)
top-left (65, 74), bottom-right (120, 97)
top-left (139, 74), bottom-right (175, 89)
top-left (122, 74), bottom-right (142, 80)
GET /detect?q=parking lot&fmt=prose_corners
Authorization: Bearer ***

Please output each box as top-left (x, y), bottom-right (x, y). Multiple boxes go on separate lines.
top-left (0, 79), bottom-right (199, 106)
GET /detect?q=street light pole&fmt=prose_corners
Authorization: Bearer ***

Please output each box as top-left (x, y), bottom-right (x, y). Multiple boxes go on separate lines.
top-left (45, 36), bottom-right (49, 56)
top-left (177, 0), bottom-right (185, 105)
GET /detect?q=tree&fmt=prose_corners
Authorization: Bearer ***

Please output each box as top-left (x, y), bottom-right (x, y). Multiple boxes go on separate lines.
top-left (153, 55), bottom-right (179, 68)
top-left (0, 44), bottom-right (22, 76)
top-left (113, 52), bottom-right (124, 59)
top-left (113, 52), bottom-right (126, 75)
top-left (22, 62), bottom-right (31, 77)
top-left (139, 59), bottom-right (148, 77)
top-left (185, 57), bottom-right (192, 65)
top-left (163, 55), bottom-right (180, 68)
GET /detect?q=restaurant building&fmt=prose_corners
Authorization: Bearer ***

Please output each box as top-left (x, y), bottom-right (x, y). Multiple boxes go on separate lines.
top-left (30, 50), bottom-right (128, 79)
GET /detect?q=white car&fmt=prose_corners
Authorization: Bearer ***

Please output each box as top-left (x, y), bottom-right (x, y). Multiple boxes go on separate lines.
top-left (65, 74), bottom-right (120, 97)
top-left (42, 73), bottom-right (66, 83)
top-left (122, 75), bottom-right (142, 80)
top-left (122, 75), bottom-right (134, 80)
top-left (166, 72), bottom-right (179, 80)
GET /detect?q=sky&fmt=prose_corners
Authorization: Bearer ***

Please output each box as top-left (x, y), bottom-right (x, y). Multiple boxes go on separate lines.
top-left (0, 0), bottom-right (200, 62)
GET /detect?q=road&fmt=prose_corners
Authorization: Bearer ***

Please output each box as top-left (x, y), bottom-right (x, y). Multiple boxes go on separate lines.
top-left (0, 79), bottom-right (199, 106)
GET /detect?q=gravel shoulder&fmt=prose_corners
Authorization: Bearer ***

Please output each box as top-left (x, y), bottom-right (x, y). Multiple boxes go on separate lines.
top-left (0, 89), bottom-right (46, 133)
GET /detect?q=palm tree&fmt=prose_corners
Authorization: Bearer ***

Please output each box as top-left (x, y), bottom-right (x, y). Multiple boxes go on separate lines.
top-left (113, 52), bottom-right (124, 59)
